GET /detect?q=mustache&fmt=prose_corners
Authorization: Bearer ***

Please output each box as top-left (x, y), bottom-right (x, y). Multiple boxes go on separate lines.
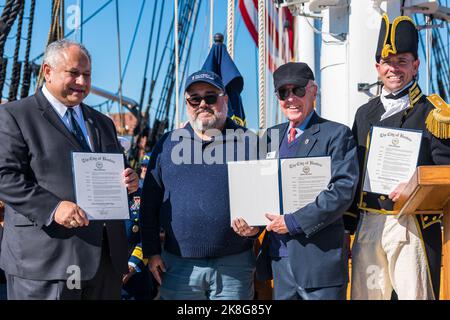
top-left (195, 107), bottom-right (215, 115)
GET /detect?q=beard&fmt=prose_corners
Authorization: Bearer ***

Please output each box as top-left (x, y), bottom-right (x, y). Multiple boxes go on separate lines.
top-left (189, 104), bottom-right (228, 132)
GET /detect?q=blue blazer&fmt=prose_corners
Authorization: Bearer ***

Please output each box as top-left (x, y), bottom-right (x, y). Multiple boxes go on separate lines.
top-left (257, 111), bottom-right (359, 289)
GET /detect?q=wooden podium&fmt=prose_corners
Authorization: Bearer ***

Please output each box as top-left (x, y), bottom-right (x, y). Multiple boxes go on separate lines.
top-left (394, 165), bottom-right (450, 300)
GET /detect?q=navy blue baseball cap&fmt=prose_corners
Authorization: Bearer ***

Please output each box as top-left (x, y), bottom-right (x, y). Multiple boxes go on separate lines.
top-left (185, 70), bottom-right (225, 92)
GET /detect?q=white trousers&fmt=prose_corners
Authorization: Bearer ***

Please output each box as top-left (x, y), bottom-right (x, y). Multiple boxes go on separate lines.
top-left (351, 212), bottom-right (435, 300)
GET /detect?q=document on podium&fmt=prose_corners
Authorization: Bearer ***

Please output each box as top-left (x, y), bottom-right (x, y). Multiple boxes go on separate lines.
top-left (363, 126), bottom-right (422, 195)
top-left (72, 152), bottom-right (129, 220)
top-left (228, 157), bottom-right (331, 226)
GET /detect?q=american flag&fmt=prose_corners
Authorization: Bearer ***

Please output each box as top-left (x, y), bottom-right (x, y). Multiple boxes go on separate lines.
top-left (238, 0), bottom-right (294, 73)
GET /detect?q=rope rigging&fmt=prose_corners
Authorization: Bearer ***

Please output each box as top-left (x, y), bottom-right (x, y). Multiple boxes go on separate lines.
top-left (31, 0), bottom-right (114, 63)
top-left (114, 0), bottom-right (125, 134)
top-left (20, 0), bottom-right (35, 99)
top-left (0, 0), bottom-right (203, 164)
top-left (0, 0), bottom-right (23, 99)
top-left (8, 0), bottom-right (24, 101)
top-left (145, 0), bottom-right (171, 120)
top-left (431, 24), bottom-right (449, 101)
top-left (157, 0), bottom-right (193, 124)
top-left (36, 0), bottom-right (65, 89)
top-left (24, 0), bottom-right (113, 97)
top-left (130, 2), bottom-right (176, 159)
top-left (127, 0), bottom-right (160, 168)
top-left (121, 0), bottom-right (146, 83)
top-left (415, 15), bottom-right (450, 101)
top-left (147, 0), bottom-right (201, 152)
top-left (258, 0), bottom-right (266, 131)
top-left (171, 0), bottom-right (201, 131)
top-left (139, 0), bottom-right (159, 111)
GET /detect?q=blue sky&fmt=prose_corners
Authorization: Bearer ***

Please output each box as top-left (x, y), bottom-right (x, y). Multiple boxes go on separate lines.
top-left (1, 0), bottom-right (262, 130)
top-left (2, 1), bottom-right (448, 131)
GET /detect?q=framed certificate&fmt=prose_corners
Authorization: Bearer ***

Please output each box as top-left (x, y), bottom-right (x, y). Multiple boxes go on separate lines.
top-left (72, 152), bottom-right (129, 220)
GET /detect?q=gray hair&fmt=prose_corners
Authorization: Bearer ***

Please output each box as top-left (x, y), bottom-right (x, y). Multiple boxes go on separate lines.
top-left (43, 39), bottom-right (91, 68)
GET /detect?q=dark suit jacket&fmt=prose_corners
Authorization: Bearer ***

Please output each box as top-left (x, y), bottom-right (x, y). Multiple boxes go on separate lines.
top-left (257, 112), bottom-right (359, 289)
top-left (0, 89), bottom-right (128, 281)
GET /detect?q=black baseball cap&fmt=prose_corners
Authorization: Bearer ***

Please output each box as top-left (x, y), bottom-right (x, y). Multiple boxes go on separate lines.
top-left (185, 70), bottom-right (225, 92)
top-left (273, 62), bottom-right (315, 90)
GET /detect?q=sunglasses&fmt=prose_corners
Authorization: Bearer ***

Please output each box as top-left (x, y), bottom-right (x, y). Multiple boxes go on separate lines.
top-left (186, 92), bottom-right (224, 107)
top-left (276, 86), bottom-right (311, 101)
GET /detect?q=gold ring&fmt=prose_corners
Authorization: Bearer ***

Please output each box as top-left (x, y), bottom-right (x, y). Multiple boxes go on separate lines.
top-left (70, 220), bottom-right (78, 227)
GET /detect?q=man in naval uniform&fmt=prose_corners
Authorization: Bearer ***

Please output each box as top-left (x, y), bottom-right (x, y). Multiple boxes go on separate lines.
top-left (122, 154), bottom-right (157, 300)
top-left (345, 14), bottom-right (450, 300)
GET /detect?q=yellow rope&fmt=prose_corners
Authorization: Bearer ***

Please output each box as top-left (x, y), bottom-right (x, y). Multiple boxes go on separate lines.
top-left (36, 0), bottom-right (65, 89)
top-left (226, 0), bottom-right (235, 59)
top-left (258, 0), bottom-right (266, 131)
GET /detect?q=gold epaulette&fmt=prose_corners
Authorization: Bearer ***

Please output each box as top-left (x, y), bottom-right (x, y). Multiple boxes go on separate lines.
top-left (425, 94), bottom-right (450, 139)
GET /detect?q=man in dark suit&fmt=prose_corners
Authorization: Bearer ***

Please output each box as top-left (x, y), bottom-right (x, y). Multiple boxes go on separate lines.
top-left (233, 62), bottom-right (358, 300)
top-left (0, 201), bottom-right (5, 300)
top-left (0, 39), bottom-right (138, 300)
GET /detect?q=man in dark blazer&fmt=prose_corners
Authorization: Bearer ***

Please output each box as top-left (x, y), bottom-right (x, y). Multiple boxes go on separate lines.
top-left (0, 39), bottom-right (138, 299)
top-left (234, 62), bottom-right (358, 300)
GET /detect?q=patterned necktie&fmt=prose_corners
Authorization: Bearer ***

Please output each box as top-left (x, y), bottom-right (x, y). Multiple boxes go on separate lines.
top-left (288, 127), bottom-right (297, 144)
top-left (66, 108), bottom-right (91, 152)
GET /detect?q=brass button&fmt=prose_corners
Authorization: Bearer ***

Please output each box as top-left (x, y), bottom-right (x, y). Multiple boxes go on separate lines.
top-left (380, 195), bottom-right (386, 201)
top-left (132, 225), bottom-right (139, 233)
top-left (423, 216), bottom-right (429, 222)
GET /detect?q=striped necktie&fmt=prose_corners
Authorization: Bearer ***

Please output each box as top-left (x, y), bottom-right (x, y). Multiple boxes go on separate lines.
top-left (67, 108), bottom-right (91, 152)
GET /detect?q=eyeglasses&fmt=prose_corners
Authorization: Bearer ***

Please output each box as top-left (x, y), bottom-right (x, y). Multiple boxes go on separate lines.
top-left (186, 93), bottom-right (224, 107)
top-left (276, 86), bottom-right (311, 101)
